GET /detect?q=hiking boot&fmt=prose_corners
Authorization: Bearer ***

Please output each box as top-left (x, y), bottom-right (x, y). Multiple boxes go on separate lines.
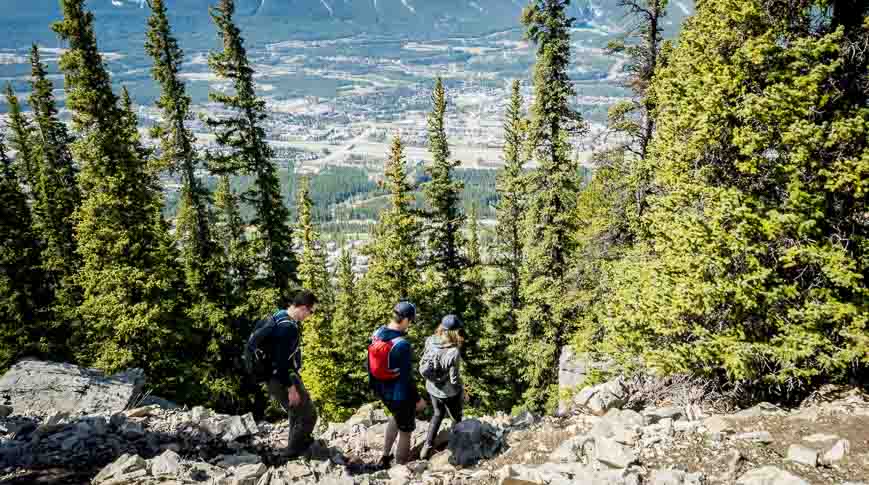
top-left (376, 454), bottom-right (393, 470)
top-left (419, 442), bottom-right (433, 460)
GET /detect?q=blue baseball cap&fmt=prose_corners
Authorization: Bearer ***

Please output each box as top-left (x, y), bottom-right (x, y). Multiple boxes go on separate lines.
top-left (394, 301), bottom-right (416, 321)
top-left (440, 314), bottom-right (463, 330)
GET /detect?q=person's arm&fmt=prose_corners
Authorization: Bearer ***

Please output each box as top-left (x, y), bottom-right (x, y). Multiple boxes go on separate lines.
top-left (449, 351), bottom-right (460, 385)
top-left (273, 323), bottom-right (300, 387)
top-left (395, 340), bottom-right (420, 403)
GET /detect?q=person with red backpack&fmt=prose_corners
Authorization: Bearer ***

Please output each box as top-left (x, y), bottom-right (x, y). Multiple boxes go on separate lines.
top-left (368, 301), bottom-right (427, 467)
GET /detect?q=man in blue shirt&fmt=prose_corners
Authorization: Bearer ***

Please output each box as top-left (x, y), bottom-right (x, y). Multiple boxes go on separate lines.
top-left (247, 290), bottom-right (318, 457)
top-left (369, 301), bottom-right (427, 466)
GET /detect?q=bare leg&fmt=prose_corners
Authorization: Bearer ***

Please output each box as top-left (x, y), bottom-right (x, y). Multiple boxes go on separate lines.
top-left (382, 416), bottom-right (398, 459)
top-left (395, 430), bottom-right (412, 464)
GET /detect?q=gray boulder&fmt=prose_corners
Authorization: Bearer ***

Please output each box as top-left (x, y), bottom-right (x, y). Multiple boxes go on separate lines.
top-left (786, 444), bottom-right (818, 467)
top-left (150, 449), bottom-right (182, 476)
top-left (93, 453), bottom-right (149, 484)
top-left (821, 439), bottom-right (850, 465)
top-left (574, 379), bottom-right (628, 416)
top-left (594, 437), bottom-right (638, 469)
top-left (233, 463), bottom-right (267, 485)
top-left (558, 347), bottom-right (613, 414)
top-left (652, 469), bottom-right (686, 485)
top-left (736, 466), bottom-right (810, 485)
top-left (222, 413), bottom-right (259, 442)
top-left (734, 431), bottom-right (773, 444)
top-left (550, 434), bottom-right (593, 463)
top-left (0, 360), bottom-right (145, 418)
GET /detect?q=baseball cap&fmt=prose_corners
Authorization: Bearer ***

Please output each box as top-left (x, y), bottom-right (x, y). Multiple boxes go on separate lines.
top-left (440, 314), bottom-right (463, 330)
top-left (394, 301), bottom-right (416, 321)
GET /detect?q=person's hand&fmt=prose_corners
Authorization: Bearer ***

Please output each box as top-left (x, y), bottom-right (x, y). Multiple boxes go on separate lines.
top-left (288, 385), bottom-right (301, 407)
top-left (415, 399), bottom-right (427, 412)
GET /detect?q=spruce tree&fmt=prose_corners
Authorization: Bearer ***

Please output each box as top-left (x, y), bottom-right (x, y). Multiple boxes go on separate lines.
top-left (206, 0), bottom-right (296, 295)
top-left (359, 136), bottom-right (423, 334)
top-left (331, 247), bottom-right (369, 412)
top-left (145, 0), bottom-right (216, 295)
top-left (53, 0), bottom-right (187, 397)
top-left (515, 0), bottom-right (584, 411)
top-left (213, 175), bottom-right (250, 302)
top-left (28, 45), bottom-right (81, 348)
top-left (476, 81), bottom-right (528, 411)
top-left (0, 132), bottom-right (49, 371)
top-left (3, 84), bottom-right (38, 191)
top-left (296, 177), bottom-right (344, 420)
top-left (495, 80), bottom-right (527, 319)
top-left (424, 77), bottom-right (467, 317)
top-left (596, 0), bottom-right (868, 389)
top-left (461, 205), bottom-right (488, 405)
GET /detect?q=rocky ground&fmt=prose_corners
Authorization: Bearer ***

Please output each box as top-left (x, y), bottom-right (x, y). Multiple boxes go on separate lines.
top-left (0, 361), bottom-right (867, 484)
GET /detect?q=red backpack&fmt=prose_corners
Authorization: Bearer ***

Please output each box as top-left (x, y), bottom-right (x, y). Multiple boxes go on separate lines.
top-left (368, 335), bottom-right (404, 381)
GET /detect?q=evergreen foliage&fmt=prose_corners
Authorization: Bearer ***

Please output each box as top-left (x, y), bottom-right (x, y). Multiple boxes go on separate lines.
top-left (359, 136), bottom-right (423, 335)
top-left (424, 77), bottom-right (467, 318)
top-left (146, 0), bottom-right (217, 298)
top-left (494, 80), bottom-right (527, 320)
top-left (145, 0), bottom-right (245, 410)
top-left (461, 205), bottom-right (488, 408)
top-left (514, 0), bottom-right (584, 412)
top-left (53, 0), bottom-right (188, 398)
top-left (477, 81), bottom-right (528, 411)
top-left (296, 177), bottom-right (345, 421)
top-left (590, 0), bottom-right (869, 392)
top-left (330, 247), bottom-right (369, 412)
top-left (28, 45), bottom-right (82, 336)
top-left (0, 132), bottom-right (50, 371)
top-left (206, 0), bottom-right (296, 296)
top-left (3, 84), bottom-right (38, 191)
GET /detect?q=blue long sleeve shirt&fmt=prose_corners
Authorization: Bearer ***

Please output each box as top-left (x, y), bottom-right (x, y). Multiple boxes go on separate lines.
top-left (369, 326), bottom-right (419, 403)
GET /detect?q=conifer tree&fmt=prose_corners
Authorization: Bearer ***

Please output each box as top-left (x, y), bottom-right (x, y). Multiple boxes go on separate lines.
top-left (359, 136), bottom-right (423, 333)
top-left (461, 205), bottom-right (488, 404)
top-left (495, 80), bottom-right (527, 319)
top-left (28, 45), bottom-right (81, 346)
top-left (331, 247), bottom-right (369, 411)
top-left (296, 177), bottom-right (344, 420)
top-left (3, 84), bottom-right (38, 191)
top-left (0, 132), bottom-right (49, 371)
top-left (53, 0), bottom-right (187, 396)
top-left (146, 0), bottom-right (216, 296)
top-left (471, 80), bottom-right (528, 412)
top-left (213, 175), bottom-right (250, 302)
top-left (206, 0), bottom-right (296, 295)
top-left (514, 0), bottom-right (584, 411)
top-left (597, 0), bottom-right (868, 389)
top-left (424, 77), bottom-right (467, 318)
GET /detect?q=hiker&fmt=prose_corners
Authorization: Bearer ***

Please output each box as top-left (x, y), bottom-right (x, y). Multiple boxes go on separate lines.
top-left (244, 290), bottom-right (318, 457)
top-left (419, 314), bottom-right (466, 459)
top-left (368, 301), bottom-right (427, 467)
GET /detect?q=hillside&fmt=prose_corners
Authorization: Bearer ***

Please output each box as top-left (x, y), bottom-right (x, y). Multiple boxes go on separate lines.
top-left (0, 360), bottom-right (866, 484)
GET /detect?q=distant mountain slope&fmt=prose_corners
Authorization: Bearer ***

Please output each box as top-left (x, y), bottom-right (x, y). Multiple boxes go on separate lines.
top-left (5, 0), bottom-right (641, 46)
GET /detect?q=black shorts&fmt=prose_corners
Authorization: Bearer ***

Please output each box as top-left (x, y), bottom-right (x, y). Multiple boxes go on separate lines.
top-left (382, 399), bottom-right (416, 432)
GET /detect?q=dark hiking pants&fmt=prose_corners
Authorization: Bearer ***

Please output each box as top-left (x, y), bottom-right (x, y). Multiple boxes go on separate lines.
top-left (268, 376), bottom-right (318, 454)
top-left (425, 393), bottom-right (463, 446)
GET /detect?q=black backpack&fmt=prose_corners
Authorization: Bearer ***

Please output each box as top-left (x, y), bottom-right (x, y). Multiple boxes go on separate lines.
top-left (419, 346), bottom-right (450, 384)
top-left (242, 315), bottom-right (277, 382)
